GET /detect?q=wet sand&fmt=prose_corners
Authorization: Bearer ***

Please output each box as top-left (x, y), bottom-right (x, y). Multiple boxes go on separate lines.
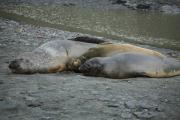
top-left (0, 18), bottom-right (180, 120)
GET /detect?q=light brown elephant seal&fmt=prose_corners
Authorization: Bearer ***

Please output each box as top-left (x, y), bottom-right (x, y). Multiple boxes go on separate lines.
top-left (79, 52), bottom-right (180, 79)
top-left (67, 43), bottom-right (165, 71)
top-left (9, 39), bottom-right (98, 74)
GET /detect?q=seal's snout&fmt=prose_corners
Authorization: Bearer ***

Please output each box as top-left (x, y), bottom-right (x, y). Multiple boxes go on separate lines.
top-left (8, 58), bottom-right (35, 74)
top-left (79, 62), bottom-right (91, 72)
top-left (9, 60), bottom-right (20, 69)
top-left (79, 58), bottom-right (103, 76)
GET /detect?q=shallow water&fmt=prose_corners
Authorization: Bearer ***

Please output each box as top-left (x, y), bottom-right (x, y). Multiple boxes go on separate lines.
top-left (1, 5), bottom-right (180, 50)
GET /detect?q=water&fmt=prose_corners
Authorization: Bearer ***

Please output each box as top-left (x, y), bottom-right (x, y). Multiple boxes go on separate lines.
top-left (1, 5), bottom-right (180, 50)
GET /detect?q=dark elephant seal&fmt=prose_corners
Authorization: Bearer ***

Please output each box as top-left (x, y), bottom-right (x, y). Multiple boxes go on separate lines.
top-left (9, 39), bottom-right (97, 74)
top-left (68, 43), bottom-right (165, 71)
top-left (79, 52), bottom-right (180, 79)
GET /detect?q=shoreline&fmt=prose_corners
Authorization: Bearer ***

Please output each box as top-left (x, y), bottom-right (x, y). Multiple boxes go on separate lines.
top-left (0, 9), bottom-right (180, 51)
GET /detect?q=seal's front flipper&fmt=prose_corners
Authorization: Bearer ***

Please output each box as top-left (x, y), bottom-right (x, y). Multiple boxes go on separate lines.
top-left (68, 36), bottom-right (109, 44)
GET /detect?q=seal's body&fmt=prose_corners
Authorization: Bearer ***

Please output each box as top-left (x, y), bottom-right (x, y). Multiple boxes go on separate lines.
top-left (69, 43), bottom-right (165, 71)
top-left (9, 40), bottom-right (96, 74)
top-left (9, 36), bottom-right (166, 74)
top-left (79, 53), bottom-right (180, 79)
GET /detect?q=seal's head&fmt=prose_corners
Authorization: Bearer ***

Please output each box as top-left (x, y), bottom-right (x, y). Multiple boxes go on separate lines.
top-left (9, 58), bottom-right (34, 74)
top-left (79, 58), bottom-right (104, 76)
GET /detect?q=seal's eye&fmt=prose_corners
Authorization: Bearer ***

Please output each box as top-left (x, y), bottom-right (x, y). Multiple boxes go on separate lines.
top-left (9, 60), bottom-right (20, 69)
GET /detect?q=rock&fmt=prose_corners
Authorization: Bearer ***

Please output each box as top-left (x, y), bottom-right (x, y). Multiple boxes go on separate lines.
top-left (0, 81), bottom-right (4, 84)
top-left (167, 52), bottom-right (177, 58)
top-left (27, 101), bottom-right (43, 107)
top-left (91, 90), bottom-right (99, 95)
top-left (125, 100), bottom-right (159, 111)
top-left (160, 5), bottom-right (180, 14)
top-left (0, 99), bottom-right (18, 110)
top-left (63, 3), bottom-right (75, 7)
top-left (133, 111), bottom-right (157, 119)
top-left (121, 111), bottom-right (132, 119)
top-left (138, 100), bottom-right (158, 110)
top-left (136, 4), bottom-right (151, 10)
top-left (124, 100), bottom-right (137, 109)
top-left (23, 96), bottom-right (36, 101)
top-left (112, 0), bottom-right (127, 4)
top-left (105, 86), bottom-right (111, 90)
top-left (107, 104), bottom-right (119, 108)
top-left (40, 117), bottom-right (53, 120)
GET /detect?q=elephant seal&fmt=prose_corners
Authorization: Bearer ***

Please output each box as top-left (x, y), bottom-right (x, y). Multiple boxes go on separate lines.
top-left (67, 43), bottom-right (165, 71)
top-left (9, 36), bottom-right (165, 74)
top-left (79, 52), bottom-right (180, 79)
top-left (9, 39), bottom-right (98, 74)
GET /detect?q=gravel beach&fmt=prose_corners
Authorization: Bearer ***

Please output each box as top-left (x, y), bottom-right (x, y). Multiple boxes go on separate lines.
top-left (0, 17), bottom-right (180, 120)
top-left (0, 0), bottom-right (180, 120)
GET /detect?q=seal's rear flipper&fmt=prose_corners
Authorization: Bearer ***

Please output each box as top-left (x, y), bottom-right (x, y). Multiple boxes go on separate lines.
top-left (68, 36), bottom-right (110, 44)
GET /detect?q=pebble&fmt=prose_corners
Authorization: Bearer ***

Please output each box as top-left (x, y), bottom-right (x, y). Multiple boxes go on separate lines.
top-left (105, 86), bottom-right (111, 90)
top-left (133, 111), bottom-right (157, 119)
top-left (124, 100), bottom-right (159, 110)
top-left (91, 90), bottom-right (99, 95)
top-left (121, 112), bottom-right (132, 119)
top-left (27, 101), bottom-right (43, 107)
top-left (0, 81), bottom-right (4, 84)
top-left (0, 99), bottom-right (17, 110)
top-left (23, 96), bottom-right (36, 101)
top-left (124, 100), bottom-right (137, 109)
top-left (107, 104), bottom-right (119, 108)
top-left (138, 101), bottom-right (158, 110)
top-left (40, 117), bottom-right (53, 120)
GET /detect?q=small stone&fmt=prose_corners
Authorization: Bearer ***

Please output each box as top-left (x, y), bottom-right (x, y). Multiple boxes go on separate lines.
top-left (0, 98), bottom-right (3, 101)
top-left (127, 80), bottom-right (131, 83)
top-left (164, 99), bottom-right (168, 102)
top-left (25, 42), bottom-right (30, 46)
top-left (40, 117), bottom-right (53, 120)
top-left (136, 4), bottom-right (151, 10)
top-left (107, 104), bottom-right (119, 108)
top-left (0, 99), bottom-right (17, 110)
top-left (124, 100), bottom-right (137, 109)
top-left (98, 97), bottom-right (111, 102)
top-left (105, 86), bottom-right (111, 90)
top-left (91, 91), bottom-right (99, 95)
top-left (133, 111), bottom-right (157, 119)
top-left (0, 81), bottom-right (4, 84)
top-left (112, 0), bottom-right (127, 4)
top-left (138, 101), bottom-right (158, 110)
top-left (121, 112), bottom-right (132, 119)
top-left (23, 96), bottom-right (36, 101)
top-left (27, 101), bottom-right (43, 107)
